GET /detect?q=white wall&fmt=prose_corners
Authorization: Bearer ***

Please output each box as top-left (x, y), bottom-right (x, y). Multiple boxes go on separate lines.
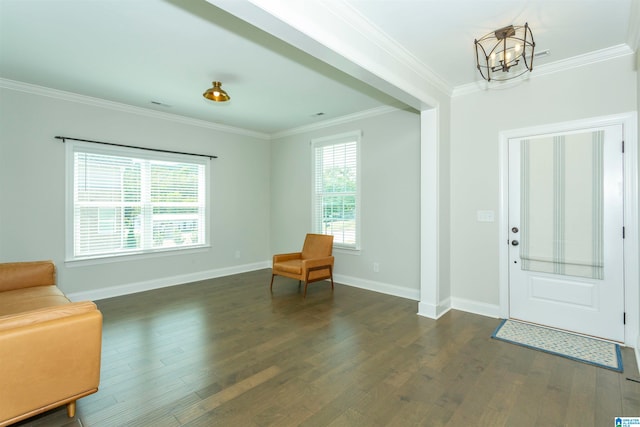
top-left (0, 86), bottom-right (423, 302)
top-left (270, 108), bottom-right (421, 299)
top-left (636, 49), bottom-right (640, 352)
top-left (0, 87), bottom-right (271, 297)
top-left (4, 54), bottom-right (634, 315)
top-left (450, 54), bottom-right (638, 311)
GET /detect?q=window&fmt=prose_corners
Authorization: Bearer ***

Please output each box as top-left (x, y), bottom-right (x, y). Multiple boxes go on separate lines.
top-left (312, 131), bottom-right (361, 250)
top-left (66, 141), bottom-right (209, 261)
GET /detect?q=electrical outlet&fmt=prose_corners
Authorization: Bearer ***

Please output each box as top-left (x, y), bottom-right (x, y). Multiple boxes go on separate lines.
top-left (373, 262), bottom-right (379, 273)
top-left (235, 250), bottom-right (241, 259)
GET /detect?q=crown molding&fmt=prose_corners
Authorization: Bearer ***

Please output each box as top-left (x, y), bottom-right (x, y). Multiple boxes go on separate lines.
top-left (270, 105), bottom-right (406, 139)
top-left (242, 0), bottom-right (449, 104)
top-left (452, 44), bottom-right (635, 97)
top-left (320, 1), bottom-right (453, 97)
top-left (530, 43), bottom-right (634, 78)
top-left (0, 78), bottom-right (271, 140)
top-left (0, 77), bottom-right (407, 141)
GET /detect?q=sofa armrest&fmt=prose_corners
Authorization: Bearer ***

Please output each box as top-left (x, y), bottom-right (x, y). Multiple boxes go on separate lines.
top-left (273, 252), bottom-right (302, 263)
top-left (0, 301), bottom-right (99, 331)
top-left (0, 261), bottom-right (56, 292)
top-left (0, 302), bottom-right (102, 426)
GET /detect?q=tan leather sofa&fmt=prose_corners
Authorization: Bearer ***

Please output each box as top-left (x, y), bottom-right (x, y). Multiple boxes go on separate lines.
top-left (0, 261), bottom-right (102, 426)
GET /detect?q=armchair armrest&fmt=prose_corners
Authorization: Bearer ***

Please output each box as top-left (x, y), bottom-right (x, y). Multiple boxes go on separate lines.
top-left (301, 256), bottom-right (334, 270)
top-left (273, 252), bottom-right (302, 263)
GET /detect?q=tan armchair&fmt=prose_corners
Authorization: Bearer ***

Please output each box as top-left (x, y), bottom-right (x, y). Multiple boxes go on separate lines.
top-left (270, 233), bottom-right (335, 297)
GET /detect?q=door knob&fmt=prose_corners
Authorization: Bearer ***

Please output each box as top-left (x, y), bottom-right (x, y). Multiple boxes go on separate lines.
top-left (511, 240), bottom-right (519, 246)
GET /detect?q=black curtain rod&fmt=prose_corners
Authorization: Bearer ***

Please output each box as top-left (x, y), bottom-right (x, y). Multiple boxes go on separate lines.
top-left (55, 136), bottom-right (218, 159)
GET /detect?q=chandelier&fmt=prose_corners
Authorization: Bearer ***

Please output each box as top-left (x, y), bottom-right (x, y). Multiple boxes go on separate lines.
top-left (474, 23), bottom-right (535, 82)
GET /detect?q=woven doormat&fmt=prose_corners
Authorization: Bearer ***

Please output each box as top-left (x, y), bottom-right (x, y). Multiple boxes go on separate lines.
top-left (492, 319), bottom-right (623, 372)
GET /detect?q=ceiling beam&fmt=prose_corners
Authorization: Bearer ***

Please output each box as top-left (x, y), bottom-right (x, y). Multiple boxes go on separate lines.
top-left (207, 0), bottom-right (449, 110)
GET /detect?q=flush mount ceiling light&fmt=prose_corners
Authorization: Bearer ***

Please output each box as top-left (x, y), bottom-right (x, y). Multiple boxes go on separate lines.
top-left (203, 81), bottom-right (230, 102)
top-left (474, 23), bottom-right (535, 82)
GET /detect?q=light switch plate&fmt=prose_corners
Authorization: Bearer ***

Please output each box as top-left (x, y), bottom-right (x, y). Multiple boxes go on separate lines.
top-left (477, 210), bottom-right (495, 222)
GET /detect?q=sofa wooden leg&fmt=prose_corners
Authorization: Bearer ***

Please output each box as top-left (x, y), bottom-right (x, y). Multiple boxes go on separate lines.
top-left (66, 401), bottom-right (76, 418)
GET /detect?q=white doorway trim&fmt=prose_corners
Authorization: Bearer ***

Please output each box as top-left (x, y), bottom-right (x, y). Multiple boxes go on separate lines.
top-left (498, 112), bottom-right (638, 347)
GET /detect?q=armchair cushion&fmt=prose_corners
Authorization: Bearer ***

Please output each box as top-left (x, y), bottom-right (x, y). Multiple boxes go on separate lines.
top-left (275, 259), bottom-right (303, 275)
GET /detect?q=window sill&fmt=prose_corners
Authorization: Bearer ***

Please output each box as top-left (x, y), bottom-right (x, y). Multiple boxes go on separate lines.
top-left (333, 246), bottom-right (361, 256)
top-left (65, 245), bottom-right (211, 267)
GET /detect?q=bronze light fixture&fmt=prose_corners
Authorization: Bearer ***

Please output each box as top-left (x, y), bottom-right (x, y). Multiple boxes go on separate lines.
top-left (203, 81), bottom-right (230, 102)
top-left (475, 23), bottom-right (535, 82)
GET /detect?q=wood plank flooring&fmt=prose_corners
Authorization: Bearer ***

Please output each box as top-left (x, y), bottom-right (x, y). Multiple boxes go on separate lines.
top-left (14, 269), bottom-right (640, 426)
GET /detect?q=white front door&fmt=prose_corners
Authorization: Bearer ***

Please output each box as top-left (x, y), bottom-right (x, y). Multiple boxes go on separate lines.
top-left (508, 124), bottom-right (625, 342)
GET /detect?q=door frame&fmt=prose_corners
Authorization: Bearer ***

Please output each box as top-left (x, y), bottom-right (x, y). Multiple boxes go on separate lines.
top-left (498, 112), bottom-right (638, 347)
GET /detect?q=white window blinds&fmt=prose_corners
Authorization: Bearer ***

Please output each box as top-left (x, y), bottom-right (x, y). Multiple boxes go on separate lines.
top-left (312, 131), bottom-right (361, 249)
top-left (67, 141), bottom-right (209, 260)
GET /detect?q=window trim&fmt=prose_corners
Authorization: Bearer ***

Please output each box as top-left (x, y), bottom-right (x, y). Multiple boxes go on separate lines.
top-left (65, 140), bottom-right (211, 263)
top-left (311, 130), bottom-right (362, 251)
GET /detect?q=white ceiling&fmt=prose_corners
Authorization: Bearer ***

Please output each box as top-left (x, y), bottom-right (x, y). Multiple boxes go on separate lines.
top-left (344, 0), bottom-right (636, 88)
top-left (1, 0), bottom-right (638, 136)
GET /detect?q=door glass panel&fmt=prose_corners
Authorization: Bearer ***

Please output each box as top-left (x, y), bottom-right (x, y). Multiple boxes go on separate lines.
top-left (520, 130), bottom-right (604, 279)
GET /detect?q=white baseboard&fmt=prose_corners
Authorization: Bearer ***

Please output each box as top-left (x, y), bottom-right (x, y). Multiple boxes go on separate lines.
top-left (66, 261), bottom-right (270, 302)
top-left (333, 274), bottom-right (421, 301)
top-left (417, 297), bottom-right (452, 319)
top-left (450, 297), bottom-right (501, 319)
top-left (67, 264), bottom-right (421, 303)
top-left (417, 298), bottom-right (501, 320)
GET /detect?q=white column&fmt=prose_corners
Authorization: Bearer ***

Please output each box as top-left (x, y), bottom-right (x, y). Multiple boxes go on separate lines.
top-left (418, 108), bottom-right (440, 318)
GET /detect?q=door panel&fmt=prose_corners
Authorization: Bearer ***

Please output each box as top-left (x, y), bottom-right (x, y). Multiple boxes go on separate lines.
top-left (509, 125), bottom-right (624, 342)
top-left (528, 276), bottom-right (595, 308)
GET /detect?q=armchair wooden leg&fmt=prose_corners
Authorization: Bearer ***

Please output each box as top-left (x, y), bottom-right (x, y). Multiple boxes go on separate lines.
top-left (329, 266), bottom-right (334, 291)
top-left (270, 274), bottom-right (275, 292)
top-left (303, 281), bottom-right (309, 298)
top-left (66, 401), bottom-right (76, 418)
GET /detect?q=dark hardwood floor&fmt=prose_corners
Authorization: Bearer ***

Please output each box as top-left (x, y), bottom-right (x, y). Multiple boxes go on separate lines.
top-left (15, 269), bottom-right (640, 426)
